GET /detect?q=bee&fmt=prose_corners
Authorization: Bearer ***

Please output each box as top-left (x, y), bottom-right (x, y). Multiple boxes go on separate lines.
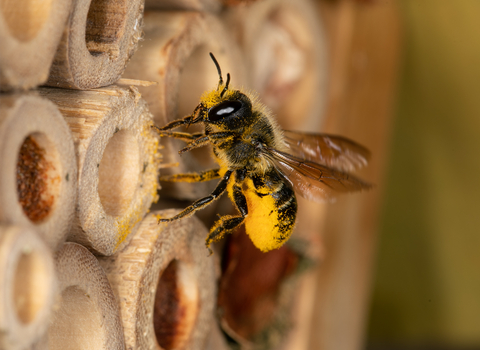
top-left (155, 53), bottom-right (371, 253)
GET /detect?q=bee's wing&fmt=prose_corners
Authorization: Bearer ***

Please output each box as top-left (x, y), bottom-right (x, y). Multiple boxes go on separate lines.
top-left (282, 130), bottom-right (371, 172)
top-left (264, 147), bottom-right (372, 203)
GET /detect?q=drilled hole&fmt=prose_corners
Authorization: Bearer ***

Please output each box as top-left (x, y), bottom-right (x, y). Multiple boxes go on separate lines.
top-left (48, 286), bottom-right (105, 350)
top-left (154, 260), bottom-right (199, 350)
top-left (98, 129), bottom-right (140, 217)
top-left (0, 0), bottom-right (53, 42)
top-left (16, 133), bottom-right (61, 223)
top-left (85, 0), bottom-right (128, 56)
top-left (13, 248), bottom-right (50, 324)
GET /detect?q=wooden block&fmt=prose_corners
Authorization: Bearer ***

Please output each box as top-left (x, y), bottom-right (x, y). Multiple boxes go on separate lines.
top-left (122, 11), bottom-right (246, 200)
top-left (98, 210), bottom-right (216, 350)
top-left (0, 225), bottom-right (57, 350)
top-left (224, 0), bottom-right (328, 130)
top-left (45, 0), bottom-right (144, 89)
top-left (38, 242), bottom-right (125, 350)
top-left (38, 85), bottom-right (161, 256)
top-left (0, 0), bottom-right (72, 91)
top-left (307, 1), bottom-right (402, 349)
top-left (0, 94), bottom-right (77, 251)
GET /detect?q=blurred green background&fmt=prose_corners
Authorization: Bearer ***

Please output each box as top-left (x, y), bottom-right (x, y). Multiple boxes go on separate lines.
top-left (367, 0), bottom-right (480, 347)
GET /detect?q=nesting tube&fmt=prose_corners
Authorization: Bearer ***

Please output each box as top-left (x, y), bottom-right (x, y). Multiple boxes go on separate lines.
top-left (0, 0), bottom-right (72, 90)
top-left (38, 242), bottom-right (125, 350)
top-left (45, 0), bottom-right (144, 89)
top-left (98, 210), bottom-right (216, 350)
top-left (0, 94), bottom-right (77, 250)
top-left (225, 0), bottom-right (328, 130)
top-left (122, 11), bottom-right (246, 200)
top-left (0, 225), bottom-right (57, 350)
top-left (145, 0), bottom-right (221, 12)
top-left (38, 85), bottom-right (161, 256)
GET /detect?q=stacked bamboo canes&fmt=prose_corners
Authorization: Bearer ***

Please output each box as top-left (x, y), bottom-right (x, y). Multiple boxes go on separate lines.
top-left (0, 0), bottom-right (400, 350)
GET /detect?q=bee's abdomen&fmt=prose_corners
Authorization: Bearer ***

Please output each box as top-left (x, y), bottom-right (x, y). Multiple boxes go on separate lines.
top-left (243, 173), bottom-right (297, 252)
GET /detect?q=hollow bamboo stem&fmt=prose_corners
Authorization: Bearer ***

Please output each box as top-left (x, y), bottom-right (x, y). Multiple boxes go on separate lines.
top-left (38, 85), bottom-right (161, 256)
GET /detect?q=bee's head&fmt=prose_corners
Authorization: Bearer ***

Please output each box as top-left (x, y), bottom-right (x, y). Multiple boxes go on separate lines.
top-left (190, 53), bottom-right (255, 130)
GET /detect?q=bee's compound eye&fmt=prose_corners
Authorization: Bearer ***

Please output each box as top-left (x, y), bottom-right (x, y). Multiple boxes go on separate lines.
top-left (208, 100), bottom-right (242, 122)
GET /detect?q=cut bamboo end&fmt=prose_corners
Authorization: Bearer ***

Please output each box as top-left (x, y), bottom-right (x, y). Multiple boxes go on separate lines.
top-left (40, 242), bottom-right (125, 350)
top-left (38, 85), bottom-right (161, 256)
top-left (225, 0), bottom-right (328, 130)
top-left (145, 0), bottom-right (221, 12)
top-left (0, 225), bottom-right (57, 350)
top-left (0, 94), bottom-right (77, 251)
top-left (123, 11), bottom-right (246, 200)
top-left (98, 210), bottom-right (216, 350)
top-left (45, 0), bottom-right (144, 90)
top-left (0, 0), bottom-right (72, 91)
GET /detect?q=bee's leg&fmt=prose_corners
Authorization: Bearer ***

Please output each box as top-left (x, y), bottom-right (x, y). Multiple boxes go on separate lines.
top-left (158, 170), bottom-right (233, 223)
top-left (156, 104), bottom-right (204, 131)
top-left (178, 135), bottom-right (211, 154)
top-left (160, 168), bottom-right (220, 183)
top-left (152, 128), bottom-right (204, 142)
top-left (205, 184), bottom-right (248, 250)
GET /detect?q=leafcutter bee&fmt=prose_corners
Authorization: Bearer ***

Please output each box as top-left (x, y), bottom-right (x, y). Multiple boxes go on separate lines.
top-left (155, 53), bottom-right (371, 253)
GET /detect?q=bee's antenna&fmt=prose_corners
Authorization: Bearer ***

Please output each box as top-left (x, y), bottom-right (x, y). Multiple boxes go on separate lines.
top-left (209, 52), bottom-right (223, 88)
top-left (220, 73), bottom-right (230, 97)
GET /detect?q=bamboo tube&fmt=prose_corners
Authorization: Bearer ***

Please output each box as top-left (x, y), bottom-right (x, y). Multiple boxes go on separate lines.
top-left (44, 0), bottom-right (144, 90)
top-left (38, 85), bottom-right (161, 256)
top-left (145, 0), bottom-right (221, 12)
top-left (0, 94), bottom-right (77, 251)
top-left (98, 210), bottom-right (216, 350)
top-left (0, 225), bottom-right (57, 350)
top-left (39, 242), bottom-right (125, 350)
top-left (122, 11), bottom-right (246, 200)
top-left (224, 0), bottom-right (328, 130)
top-left (0, 0), bottom-right (72, 91)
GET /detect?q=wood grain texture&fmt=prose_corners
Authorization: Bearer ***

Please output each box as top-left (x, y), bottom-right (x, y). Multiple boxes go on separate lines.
top-left (122, 11), bottom-right (246, 200)
top-left (0, 0), bottom-right (72, 90)
top-left (0, 225), bottom-right (57, 350)
top-left (38, 85), bottom-right (161, 256)
top-left (307, 1), bottom-right (402, 349)
top-left (0, 94), bottom-right (77, 251)
top-left (223, 0), bottom-right (328, 130)
top-left (39, 242), bottom-right (125, 350)
top-left (45, 0), bottom-right (144, 89)
top-left (98, 210), bottom-right (217, 350)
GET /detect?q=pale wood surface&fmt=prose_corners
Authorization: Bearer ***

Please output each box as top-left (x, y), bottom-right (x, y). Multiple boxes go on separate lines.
top-left (0, 225), bottom-right (56, 350)
top-left (39, 242), bottom-right (124, 350)
top-left (0, 94), bottom-right (77, 251)
top-left (98, 210), bottom-right (216, 350)
top-left (38, 85), bottom-right (161, 256)
top-left (122, 11), bottom-right (246, 200)
top-left (307, 1), bottom-right (402, 349)
top-left (0, 0), bottom-right (72, 90)
top-left (45, 0), bottom-right (143, 89)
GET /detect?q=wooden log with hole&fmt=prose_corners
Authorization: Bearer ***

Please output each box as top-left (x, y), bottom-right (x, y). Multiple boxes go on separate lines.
top-left (0, 0), bottom-right (72, 90)
top-left (0, 94), bottom-right (77, 251)
top-left (38, 85), bottom-right (161, 256)
top-left (223, 0), bottom-right (328, 131)
top-left (98, 210), bottom-right (216, 350)
top-left (0, 225), bottom-right (56, 350)
top-left (122, 11), bottom-right (247, 201)
top-left (44, 0), bottom-right (144, 90)
top-left (35, 242), bottom-right (125, 350)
